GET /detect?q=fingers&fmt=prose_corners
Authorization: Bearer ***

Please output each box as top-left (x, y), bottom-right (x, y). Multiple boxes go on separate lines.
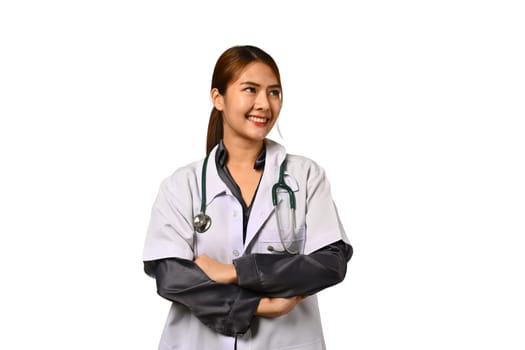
top-left (255, 296), bottom-right (306, 318)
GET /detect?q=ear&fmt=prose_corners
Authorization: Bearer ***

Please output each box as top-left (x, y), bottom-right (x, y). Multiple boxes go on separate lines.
top-left (211, 88), bottom-right (224, 111)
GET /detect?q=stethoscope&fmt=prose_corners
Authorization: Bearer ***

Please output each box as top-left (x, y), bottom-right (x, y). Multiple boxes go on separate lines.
top-left (193, 152), bottom-right (299, 254)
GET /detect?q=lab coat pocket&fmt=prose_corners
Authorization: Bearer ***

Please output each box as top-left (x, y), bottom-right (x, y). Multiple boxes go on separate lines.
top-left (250, 226), bottom-right (306, 255)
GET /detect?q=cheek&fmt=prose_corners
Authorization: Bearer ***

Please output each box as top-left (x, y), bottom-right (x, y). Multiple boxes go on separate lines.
top-left (271, 101), bottom-right (282, 114)
top-left (226, 95), bottom-right (250, 113)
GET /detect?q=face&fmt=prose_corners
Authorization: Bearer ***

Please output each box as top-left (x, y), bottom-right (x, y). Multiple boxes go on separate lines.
top-left (212, 62), bottom-right (282, 145)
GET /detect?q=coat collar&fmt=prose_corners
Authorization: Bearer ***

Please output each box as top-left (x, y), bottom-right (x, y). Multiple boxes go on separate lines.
top-left (216, 139), bottom-right (266, 170)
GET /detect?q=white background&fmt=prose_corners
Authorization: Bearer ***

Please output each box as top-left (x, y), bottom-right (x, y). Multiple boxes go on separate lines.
top-left (1, 1), bottom-right (524, 349)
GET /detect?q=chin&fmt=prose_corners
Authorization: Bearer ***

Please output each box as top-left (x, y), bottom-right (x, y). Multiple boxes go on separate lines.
top-left (249, 133), bottom-right (271, 142)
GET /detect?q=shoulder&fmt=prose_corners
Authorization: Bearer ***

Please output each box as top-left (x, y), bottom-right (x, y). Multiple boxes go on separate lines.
top-left (266, 138), bottom-right (325, 174)
top-left (286, 153), bottom-right (325, 177)
top-left (284, 154), bottom-right (331, 192)
top-left (265, 138), bottom-right (329, 182)
top-left (160, 158), bottom-right (203, 190)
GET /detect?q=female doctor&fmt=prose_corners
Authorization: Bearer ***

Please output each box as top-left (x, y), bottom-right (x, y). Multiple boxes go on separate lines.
top-left (143, 45), bottom-right (353, 350)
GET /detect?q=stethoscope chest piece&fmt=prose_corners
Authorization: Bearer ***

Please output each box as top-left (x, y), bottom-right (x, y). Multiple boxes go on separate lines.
top-left (193, 213), bottom-right (211, 233)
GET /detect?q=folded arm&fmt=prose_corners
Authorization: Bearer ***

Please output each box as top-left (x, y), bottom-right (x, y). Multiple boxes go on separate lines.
top-left (144, 258), bottom-right (260, 337)
top-left (234, 240), bottom-right (353, 297)
top-left (196, 240), bottom-right (353, 298)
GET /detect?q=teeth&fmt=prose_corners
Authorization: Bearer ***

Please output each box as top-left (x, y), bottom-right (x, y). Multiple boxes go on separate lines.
top-left (248, 116), bottom-right (268, 123)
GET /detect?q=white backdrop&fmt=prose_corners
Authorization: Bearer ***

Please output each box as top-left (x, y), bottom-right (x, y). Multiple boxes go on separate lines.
top-left (1, 1), bottom-right (524, 349)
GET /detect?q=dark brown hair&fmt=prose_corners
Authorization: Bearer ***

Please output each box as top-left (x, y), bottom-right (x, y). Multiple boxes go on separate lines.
top-left (206, 45), bottom-right (282, 154)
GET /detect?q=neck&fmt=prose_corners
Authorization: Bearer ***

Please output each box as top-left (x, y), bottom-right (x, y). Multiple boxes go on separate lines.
top-left (223, 138), bottom-right (264, 167)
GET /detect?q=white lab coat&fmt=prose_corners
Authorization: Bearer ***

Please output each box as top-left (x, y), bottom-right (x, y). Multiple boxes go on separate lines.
top-left (143, 139), bottom-right (349, 350)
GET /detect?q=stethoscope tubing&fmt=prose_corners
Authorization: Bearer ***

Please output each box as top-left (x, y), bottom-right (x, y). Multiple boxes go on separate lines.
top-left (194, 151), bottom-right (299, 255)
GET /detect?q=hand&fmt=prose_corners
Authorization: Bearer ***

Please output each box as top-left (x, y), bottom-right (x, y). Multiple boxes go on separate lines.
top-left (255, 296), bottom-right (305, 318)
top-left (194, 254), bottom-right (238, 284)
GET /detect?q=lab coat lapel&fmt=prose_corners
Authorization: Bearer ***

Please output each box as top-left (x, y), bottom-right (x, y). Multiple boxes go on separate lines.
top-left (243, 139), bottom-right (286, 252)
top-left (204, 147), bottom-right (228, 205)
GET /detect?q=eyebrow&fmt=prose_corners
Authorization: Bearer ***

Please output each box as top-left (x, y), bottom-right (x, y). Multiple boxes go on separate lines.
top-left (240, 81), bottom-right (282, 89)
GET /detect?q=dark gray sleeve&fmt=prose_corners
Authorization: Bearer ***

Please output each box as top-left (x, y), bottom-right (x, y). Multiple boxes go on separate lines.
top-left (233, 240), bottom-right (353, 297)
top-left (144, 258), bottom-right (261, 337)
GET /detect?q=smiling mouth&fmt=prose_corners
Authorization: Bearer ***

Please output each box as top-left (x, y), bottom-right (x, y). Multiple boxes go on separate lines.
top-left (247, 115), bottom-right (270, 125)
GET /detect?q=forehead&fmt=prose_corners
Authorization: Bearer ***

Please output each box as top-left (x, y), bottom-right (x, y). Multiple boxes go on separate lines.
top-left (231, 62), bottom-right (280, 86)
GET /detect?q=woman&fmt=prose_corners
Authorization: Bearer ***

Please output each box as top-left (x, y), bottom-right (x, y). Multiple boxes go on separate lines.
top-left (143, 45), bottom-right (353, 350)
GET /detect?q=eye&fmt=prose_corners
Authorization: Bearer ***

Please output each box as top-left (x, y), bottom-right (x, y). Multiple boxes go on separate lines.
top-left (269, 89), bottom-right (282, 98)
top-left (244, 87), bottom-right (256, 93)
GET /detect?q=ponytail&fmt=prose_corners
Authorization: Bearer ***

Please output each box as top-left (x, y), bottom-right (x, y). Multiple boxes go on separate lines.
top-left (206, 107), bottom-right (223, 154)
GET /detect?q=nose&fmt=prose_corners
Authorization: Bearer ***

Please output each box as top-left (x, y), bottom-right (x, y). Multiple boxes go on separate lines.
top-left (254, 91), bottom-right (270, 110)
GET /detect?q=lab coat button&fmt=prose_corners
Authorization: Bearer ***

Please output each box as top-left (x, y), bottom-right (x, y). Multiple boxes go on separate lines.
top-left (233, 249), bottom-right (240, 257)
